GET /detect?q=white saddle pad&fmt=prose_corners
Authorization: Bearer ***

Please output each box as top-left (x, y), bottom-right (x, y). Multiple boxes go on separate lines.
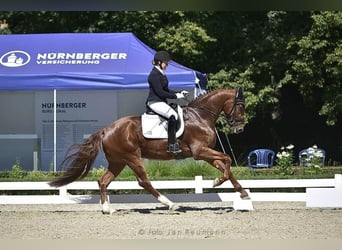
top-left (141, 106), bottom-right (185, 139)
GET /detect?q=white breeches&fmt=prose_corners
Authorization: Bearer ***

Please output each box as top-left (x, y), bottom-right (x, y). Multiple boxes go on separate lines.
top-left (148, 101), bottom-right (178, 120)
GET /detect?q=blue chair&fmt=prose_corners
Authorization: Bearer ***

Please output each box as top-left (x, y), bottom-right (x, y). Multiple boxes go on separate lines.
top-left (299, 147), bottom-right (326, 166)
top-left (248, 149), bottom-right (275, 168)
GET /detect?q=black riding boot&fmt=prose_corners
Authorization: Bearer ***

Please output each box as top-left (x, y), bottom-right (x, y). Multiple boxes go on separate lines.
top-left (167, 115), bottom-right (181, 153)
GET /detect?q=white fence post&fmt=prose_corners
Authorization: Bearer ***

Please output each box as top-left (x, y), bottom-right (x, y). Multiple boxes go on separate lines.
top-left (335, 174), bottom-right (342, 189)
top-left (59, 186), bottom-right (67, 196)
top-left (195, 176), bottom-right (203, 194)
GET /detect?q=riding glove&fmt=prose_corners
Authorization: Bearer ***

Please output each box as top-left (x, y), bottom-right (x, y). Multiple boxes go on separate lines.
top-left (181, 90), bottom-right (189, 96)
top-left (176, 92), bottom-right (185, 99)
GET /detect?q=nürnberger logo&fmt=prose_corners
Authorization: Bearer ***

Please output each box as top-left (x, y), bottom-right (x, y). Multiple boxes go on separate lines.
top-left (35, 52), bottom-right (127, 65)
top-left (0, 50), bottom-right (31, 67)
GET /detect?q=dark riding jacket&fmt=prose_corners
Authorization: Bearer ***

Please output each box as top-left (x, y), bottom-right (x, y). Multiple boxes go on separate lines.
top-left (146, 67), bottom-right (177, 104)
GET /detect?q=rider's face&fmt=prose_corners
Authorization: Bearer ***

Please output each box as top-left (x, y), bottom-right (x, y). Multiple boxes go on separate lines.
top-left (161, 61), bottom-right (169, 70)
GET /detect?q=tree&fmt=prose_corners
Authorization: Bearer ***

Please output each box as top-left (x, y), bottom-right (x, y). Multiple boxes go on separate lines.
top-left (154, 19), bottom-right (216, 70)
top-left (281, 11), bottom-right (342, 125)
top-left (1, 11), bottom-right (341, 160)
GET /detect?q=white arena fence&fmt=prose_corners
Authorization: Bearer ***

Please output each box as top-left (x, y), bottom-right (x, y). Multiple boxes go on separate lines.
top-left (0, 174), bottom-right (341, 207)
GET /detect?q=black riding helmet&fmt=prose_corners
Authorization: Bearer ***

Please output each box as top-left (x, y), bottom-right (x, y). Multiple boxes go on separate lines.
top-left (153, 51), bottom-right (171, 66)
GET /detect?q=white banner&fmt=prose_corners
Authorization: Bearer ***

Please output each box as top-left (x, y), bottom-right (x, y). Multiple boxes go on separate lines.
top-left (35, 90), bottom-right (117, 171)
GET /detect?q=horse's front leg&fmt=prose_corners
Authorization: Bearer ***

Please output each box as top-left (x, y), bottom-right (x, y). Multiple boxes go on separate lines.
top-left (193, 146), bottom-right (249, 199)
top-left (228, 171), bottom-right (249, 199)
top-left (212, 159), bottom-right (230, 187)
top-left (211, 158), bottom-right (249, 199)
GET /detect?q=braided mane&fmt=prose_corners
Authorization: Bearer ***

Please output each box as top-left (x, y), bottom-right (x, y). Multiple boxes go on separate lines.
top-left (188, 89), bottom-right (226, 107)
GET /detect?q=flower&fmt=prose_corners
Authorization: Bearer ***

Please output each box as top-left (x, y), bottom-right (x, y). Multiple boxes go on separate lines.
top-left (281, 151), bottom-right (289, 157)
top-left (276, 144), bottom-right (294, 175)
top-left (303, 145), bottom-right (324, 173)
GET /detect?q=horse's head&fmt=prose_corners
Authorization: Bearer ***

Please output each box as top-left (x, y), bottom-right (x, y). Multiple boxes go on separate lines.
top-left (223, 88), bottom-right (245, 134)
top-left (187, 88), bottom-right (246, 133)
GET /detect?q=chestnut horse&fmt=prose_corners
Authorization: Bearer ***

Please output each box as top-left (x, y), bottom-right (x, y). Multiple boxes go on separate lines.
top-left (49, 88), bottom-right (248, 214)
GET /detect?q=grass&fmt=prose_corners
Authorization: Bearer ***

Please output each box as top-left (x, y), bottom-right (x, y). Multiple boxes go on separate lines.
top-left (1, 160), bottom-right (341, 195)
top-left (0, 158), bottom-right (341, 182)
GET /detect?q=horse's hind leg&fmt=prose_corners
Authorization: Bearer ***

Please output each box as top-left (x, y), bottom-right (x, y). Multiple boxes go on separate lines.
top-left (98, 163), bottom-right (125, 214)
top-left (128, 159), bottom-right (175, 210)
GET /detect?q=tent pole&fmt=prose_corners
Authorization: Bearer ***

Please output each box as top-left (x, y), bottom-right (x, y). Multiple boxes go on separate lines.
top-left (53, 89), bottom-right (57, 172)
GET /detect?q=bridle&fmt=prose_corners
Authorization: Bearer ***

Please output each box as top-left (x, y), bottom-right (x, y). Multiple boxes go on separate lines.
top-left (192, 89), bottom-right (245, 128)
top-left (224, 90), bottom-right (245, 127)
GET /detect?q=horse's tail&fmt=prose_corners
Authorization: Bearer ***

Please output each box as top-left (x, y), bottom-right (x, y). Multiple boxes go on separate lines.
top-left (49, 129), bottom-right (104, 187)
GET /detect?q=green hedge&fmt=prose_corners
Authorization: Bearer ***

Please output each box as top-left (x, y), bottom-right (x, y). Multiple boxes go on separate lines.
top-left (1, 159), bottom-right (341, 182)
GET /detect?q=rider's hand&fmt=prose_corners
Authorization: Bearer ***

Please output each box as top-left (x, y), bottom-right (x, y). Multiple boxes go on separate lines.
top-left (181, 90), bottom-right (189, 96)
top-left (176, 92), bottom-right (185, 99)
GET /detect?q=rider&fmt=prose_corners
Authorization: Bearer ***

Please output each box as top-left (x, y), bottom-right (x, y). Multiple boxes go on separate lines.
top-left (145, 50), bottom-right (188, 153)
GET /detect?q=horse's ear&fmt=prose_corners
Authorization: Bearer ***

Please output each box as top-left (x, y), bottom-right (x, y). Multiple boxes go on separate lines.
top-left (236, 88), bottom-right (245, 101)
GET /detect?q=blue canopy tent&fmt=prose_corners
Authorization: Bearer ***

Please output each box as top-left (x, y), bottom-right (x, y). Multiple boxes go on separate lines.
top-left (0, 32), bottom-right (196, 90)
top-left (0, 33), bottom-right (200, 171)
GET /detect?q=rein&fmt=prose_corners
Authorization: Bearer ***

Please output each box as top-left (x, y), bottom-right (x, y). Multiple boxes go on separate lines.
top-left (191, 89), bottom-right (245, 126)
top-left (194, 105), bottom-right (221, 119)
top-left (194, 103), bottom-right (236, 124)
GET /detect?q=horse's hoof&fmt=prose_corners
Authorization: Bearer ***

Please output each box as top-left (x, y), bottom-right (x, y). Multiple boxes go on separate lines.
top-left (169, 203), bottom-right (177, 211)
top-left (102, 208), bottom-right (116, 215)
top-left (240, 191), bottom-right (250, 200)
top-left (213, 178), bottom-right (220, 187)
top-left (241, 195), bottom-right (250, 200)
top-left (101, 201), bottom-right (116, 215)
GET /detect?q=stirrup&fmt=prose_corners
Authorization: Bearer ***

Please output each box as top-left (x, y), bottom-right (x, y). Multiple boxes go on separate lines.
top-left (167, 142), bottom-right (182, 153)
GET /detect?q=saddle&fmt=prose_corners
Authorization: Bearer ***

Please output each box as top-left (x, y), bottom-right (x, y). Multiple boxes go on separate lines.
top-left (141, 104), bottom-right (185, 139)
